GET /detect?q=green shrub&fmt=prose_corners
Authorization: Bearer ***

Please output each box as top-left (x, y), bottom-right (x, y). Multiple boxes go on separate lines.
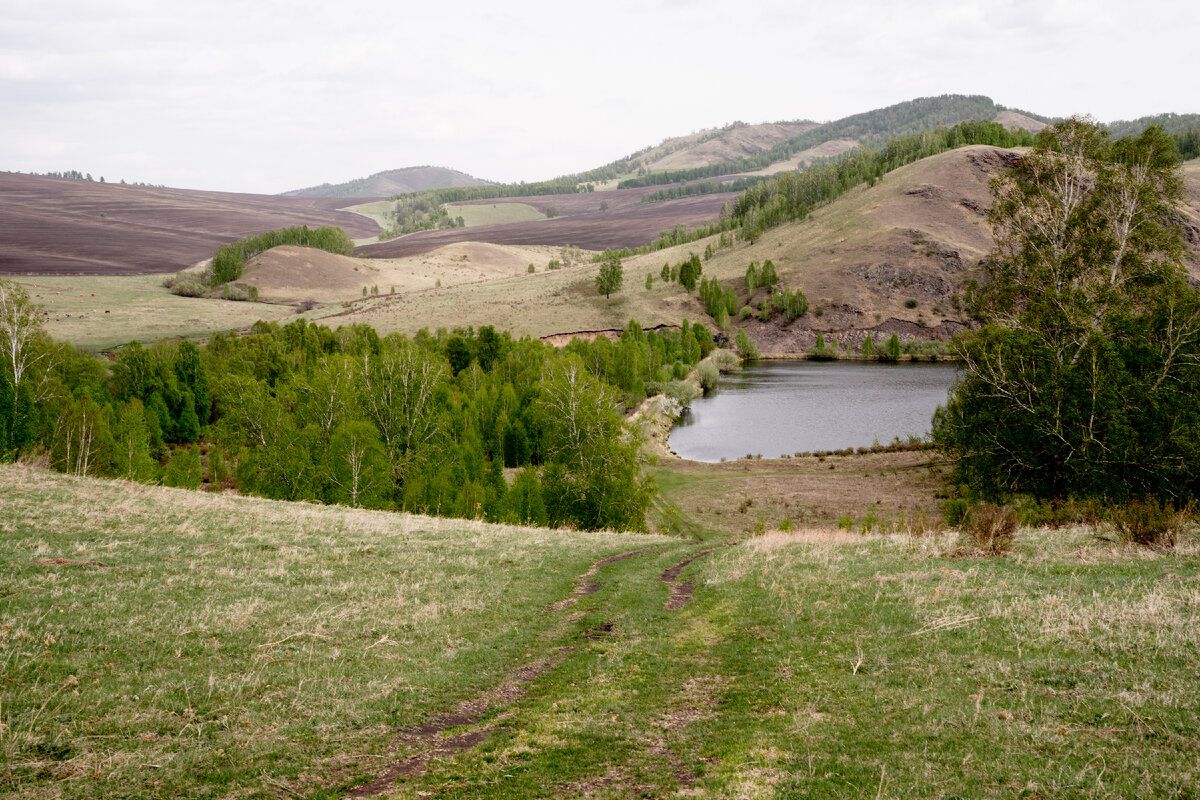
top-left (1110, 497), bottom-right (1180, 548)
top-left (739, 305), bottom-right (754, 320)
top-left (222, 283), bottom-right (250, 301)
top-left (661, 380), bottom-right (699, 408)
top-left (735, 329), bottom-right (760, 360)
top-left (695, 362), bottom-right (719, 393)
top-left (710, 349), bottom-right (742, 373)
top-left (905, 298), bottom-right (919, 309)
top-left (168, 279), bottom-right (206, 298)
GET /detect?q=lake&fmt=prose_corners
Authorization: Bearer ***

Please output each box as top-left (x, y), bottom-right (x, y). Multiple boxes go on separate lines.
top-left (668, 360), bottom-right (959, 462)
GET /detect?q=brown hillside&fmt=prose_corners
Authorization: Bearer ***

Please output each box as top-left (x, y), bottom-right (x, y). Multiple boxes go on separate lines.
top-left (637, 121), bottom-right (818, 172)
top-left (993, 111), bottom-right (1048, 133)
top-left (242, 242), bottom-right (557, 304)
top-left (0, 173), bottom-right (380, 276)
top-left (304, 148), bottom-right (1200, 347)
top-left (281, 166), bottom-right (491, 198)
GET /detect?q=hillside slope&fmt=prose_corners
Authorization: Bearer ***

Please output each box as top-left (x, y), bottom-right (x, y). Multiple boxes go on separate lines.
top-left (0, 173), bottom-right (380, 276)
top-left (282, 166), bottom-right (492, 198)
top-left (631, 120), bottom-right (818, 172)
top-left (325, 147), bottom-right (1200, 346)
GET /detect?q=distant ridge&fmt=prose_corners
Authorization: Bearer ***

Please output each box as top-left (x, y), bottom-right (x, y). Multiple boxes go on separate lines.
top-left (282, 166), bottom-right (492, 198)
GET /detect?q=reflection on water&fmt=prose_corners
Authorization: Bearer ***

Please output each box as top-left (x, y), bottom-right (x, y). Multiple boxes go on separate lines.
top-left (668, 360), bottom-right (958, 462)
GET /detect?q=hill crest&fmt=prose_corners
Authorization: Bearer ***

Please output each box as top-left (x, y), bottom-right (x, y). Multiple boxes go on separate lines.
top-left (283, 166), bottom-right (492, 199)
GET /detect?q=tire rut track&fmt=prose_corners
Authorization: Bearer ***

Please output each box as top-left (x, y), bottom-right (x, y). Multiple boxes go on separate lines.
top-left (661, 548), bottom-right (716, 610)
top-left (330, 546), bottom-right (659, 798)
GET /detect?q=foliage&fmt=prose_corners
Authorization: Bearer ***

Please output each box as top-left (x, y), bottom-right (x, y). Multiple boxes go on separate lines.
top-left (1110, 496), bottom-right (1181, 548)
top-left (8, 316), bottom-right (716, 531)
top-left (536, 358), bottom-right (653, 531)
top-left (695, 362), bottom-right (719, 393)
top-left (734, 329), bottom-right (760, 360)
top-left (594, 250), bottom-right (624, 299)
top-left (934, 119), bottom-right (1200, 505)
top-left (959, 501), bottom-right (1018, 554)
top-left (677, 253), bottom-right (703, 291)
top-left (382, 195), bottom-right (465, 237)
top-left (0, 279), bottom-right (50, 460)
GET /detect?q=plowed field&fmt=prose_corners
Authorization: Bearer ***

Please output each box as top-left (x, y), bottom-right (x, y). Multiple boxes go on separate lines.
top-left (0, 172), bottom-right (380, 275)
top-left (356, 190), bottom-right (737, 258)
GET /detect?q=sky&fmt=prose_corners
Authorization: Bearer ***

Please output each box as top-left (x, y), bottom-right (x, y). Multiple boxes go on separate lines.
top-left (2, 0), bottom-right (1197, 195)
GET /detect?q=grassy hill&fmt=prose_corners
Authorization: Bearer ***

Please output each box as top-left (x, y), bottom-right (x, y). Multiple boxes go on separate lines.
top-left (311, 145), bottom-right (1033, 341)
top-left (281, 166), bottom-right (492, 198)
top-left (325, 146), bottom-right (1200, 351)
top-left (4, 464), bottom-right (1197, 798)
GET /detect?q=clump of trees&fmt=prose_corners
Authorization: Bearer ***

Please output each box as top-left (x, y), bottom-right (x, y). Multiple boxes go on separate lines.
top-left (209, 226), bottom-right (355, 286)
top-left (934, 119), bottom-right (1200, 507)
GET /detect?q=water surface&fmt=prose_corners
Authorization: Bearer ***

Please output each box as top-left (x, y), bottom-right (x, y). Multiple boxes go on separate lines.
top-left (668, 360), bottom-right (958, 462)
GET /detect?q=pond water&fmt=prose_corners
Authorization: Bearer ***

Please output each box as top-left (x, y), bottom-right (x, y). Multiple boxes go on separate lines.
top-left (668, 360), bottom-right (959, 462)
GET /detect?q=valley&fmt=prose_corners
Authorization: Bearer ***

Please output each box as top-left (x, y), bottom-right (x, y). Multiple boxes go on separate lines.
top-left (3, 95), bottom-right (1200, 799)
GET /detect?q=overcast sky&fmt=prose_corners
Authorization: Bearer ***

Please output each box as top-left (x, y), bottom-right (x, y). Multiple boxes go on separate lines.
top-left (2, 0), bottom-right (1196, 195)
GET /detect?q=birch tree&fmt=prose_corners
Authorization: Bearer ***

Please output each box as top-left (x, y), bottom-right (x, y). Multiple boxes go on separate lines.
top-left (935, 119), bottom-right (1200, 502)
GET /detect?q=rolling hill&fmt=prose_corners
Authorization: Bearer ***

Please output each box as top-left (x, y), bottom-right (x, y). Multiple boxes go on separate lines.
top-left (0, 172), bottom-right (380, 276)
top-left (281, 166), bottom-right (492, 198)
top-left (321, 146), bottom-right (1200, 351)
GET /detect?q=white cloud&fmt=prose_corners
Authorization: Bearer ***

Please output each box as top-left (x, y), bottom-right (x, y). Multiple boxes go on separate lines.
top-left (1, 0), bottom-right (1195, 193)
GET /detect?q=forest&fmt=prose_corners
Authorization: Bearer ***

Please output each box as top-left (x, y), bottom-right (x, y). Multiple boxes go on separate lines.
top-left (0, 304), bottom-right (721, 532)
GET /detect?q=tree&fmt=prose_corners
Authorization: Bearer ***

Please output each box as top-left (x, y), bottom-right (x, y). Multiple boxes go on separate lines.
top-left (595, 250), bottom-right (624, 299)
top-left (0, 279), bottom-right (48, 401)
top-left (933, 118), bottom-right (1200, 503)
top-left (0, 279), bottom-right (49, 459)
top-left (536, 357), bottom-right (652, 531)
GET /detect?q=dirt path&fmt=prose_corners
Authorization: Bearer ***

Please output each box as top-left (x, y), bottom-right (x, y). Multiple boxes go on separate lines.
top-left (337, 546), bottom-right (662, 797)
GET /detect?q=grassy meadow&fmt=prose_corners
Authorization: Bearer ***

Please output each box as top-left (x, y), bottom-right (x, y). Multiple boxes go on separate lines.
top-left (0, 465), bottom-right (676, 798)
top-left (448, 203), bottom-right (546, 228)
top-left (11, 275), bottom-right (293, 351)
top-left (3, 463), bottom-right (1198, 798)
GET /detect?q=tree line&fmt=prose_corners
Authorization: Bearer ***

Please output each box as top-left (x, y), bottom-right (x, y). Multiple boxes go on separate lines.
top-left (209, 226), bottom-right (356, 286)
top-left (1, 290), bottom-right (722, 531)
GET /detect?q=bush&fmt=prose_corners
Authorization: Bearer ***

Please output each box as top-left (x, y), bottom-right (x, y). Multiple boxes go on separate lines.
top-left (695, 362), bottom-right (719, 393)
top-left (709, 349), bottom-right (742, 373)
top-left (959, 502), bottom-right (1018, 554)
top-left (735, 329), bottom-right (760, 360)
top-left (661, 380), bottom-right (699, 408)
top-left (1110, 497), bottom-right (1180, 548)
top-left (221, 283), bottom-right (250, 301)
top-left (168, 279), bottom-right (206, 298)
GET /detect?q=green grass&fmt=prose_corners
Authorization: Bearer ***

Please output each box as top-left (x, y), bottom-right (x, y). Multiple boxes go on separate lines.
top-left (0, 465), bottom-right (671, 798)
top-left (11, 275), bottom-right (294, 350)
top-left (340, 200), bottom-right (398, 240)
top-left (448, 203), bottom-right (545, 228)
top-left (3, 464), bottom-right (1198, 798)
